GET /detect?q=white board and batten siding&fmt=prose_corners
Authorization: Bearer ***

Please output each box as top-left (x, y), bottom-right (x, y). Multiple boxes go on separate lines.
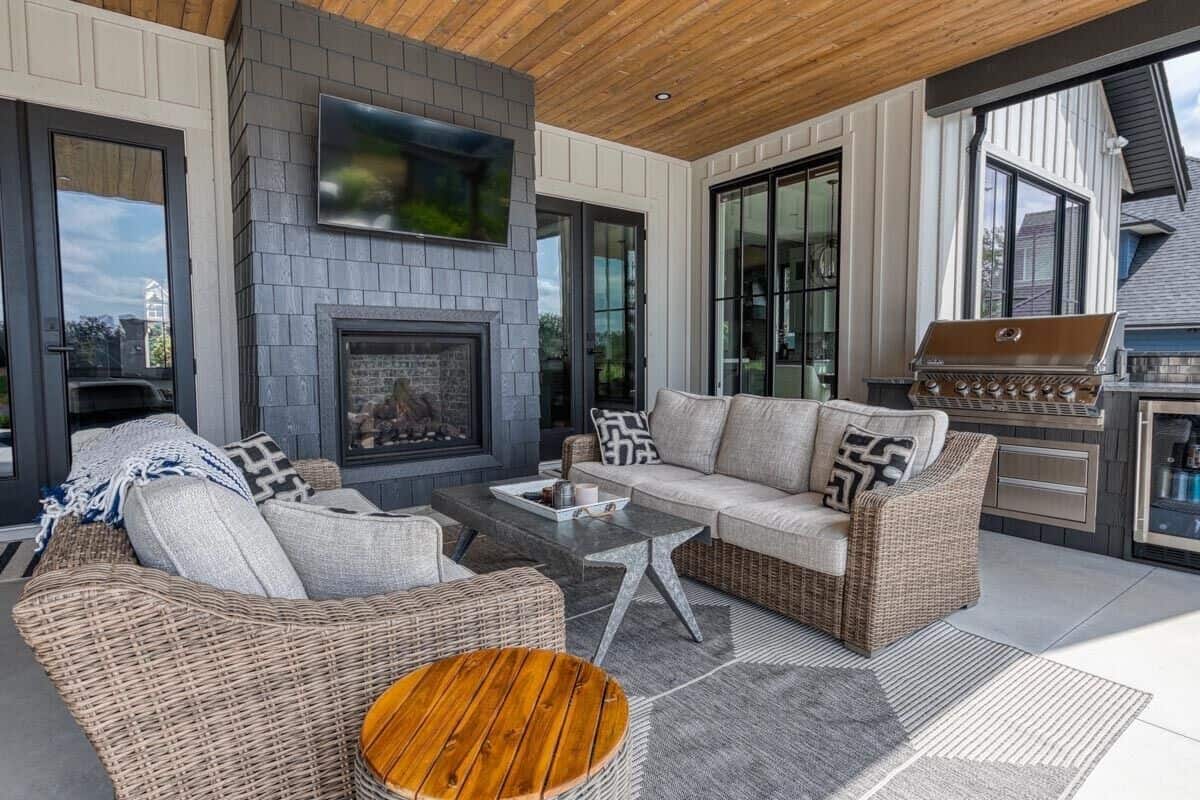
top-left (0, 0), bottom-right (237, 444)
top-left (535, 123), bottom-right (693, 406)
top-left (690, 82), bottom-right (926, 401)
top-left (920, 81), bottom-right (1130, 325)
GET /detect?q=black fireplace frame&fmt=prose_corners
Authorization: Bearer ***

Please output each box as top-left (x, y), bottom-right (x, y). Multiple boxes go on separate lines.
top-left (316, 305), bottom-right (505, 485)
top-left (334, 319), bottom-right (491, 467)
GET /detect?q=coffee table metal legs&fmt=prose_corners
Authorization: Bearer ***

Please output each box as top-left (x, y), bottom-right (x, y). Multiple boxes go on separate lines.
top-left (585, 528), bottom-right (703, 665)
top-left (449, 527), bottom-right (478, 563)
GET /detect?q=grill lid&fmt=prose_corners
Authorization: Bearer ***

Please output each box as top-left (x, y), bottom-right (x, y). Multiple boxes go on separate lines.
top-left (911, 313), bottom-right (1121, 373)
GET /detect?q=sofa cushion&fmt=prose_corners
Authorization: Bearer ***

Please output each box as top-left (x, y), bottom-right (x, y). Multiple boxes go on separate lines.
top-left (719, 493), bottom-right (850, 576)
top-left (649, 389), bottom-right (731, 474)
top-left (715, 394), bottom-right (821, 492)
top-left (809, 400), bottom-right (948, 489)
top-left (440, 556), bottom-right (475, 582)
top-left (306, 488), bottom-right (381, 513)
top-left (262, 502), bottom-right (443, 599)
top-left (632, 474), bottom-right (788, 538)
top-left (124, 476), bottom-right (307, 599)
top-left (224, 431), bottom-right (315, 504)
top-left (590, 408), bottom-right (661, 465)
top-left (568, 461), bottom-right (706, 497)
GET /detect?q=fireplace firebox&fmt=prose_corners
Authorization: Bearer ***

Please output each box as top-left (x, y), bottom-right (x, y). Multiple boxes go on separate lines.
top-left (335, 320), bottom-right (489, 466)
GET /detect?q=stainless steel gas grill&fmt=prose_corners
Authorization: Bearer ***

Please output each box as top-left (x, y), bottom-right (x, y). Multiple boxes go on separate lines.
top-left (908, 313), bottom-right (1125, 430)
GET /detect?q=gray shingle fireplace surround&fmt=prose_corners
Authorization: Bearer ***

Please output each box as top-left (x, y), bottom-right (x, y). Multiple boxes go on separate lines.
top-left (227, 0), bottom-right (539, 507)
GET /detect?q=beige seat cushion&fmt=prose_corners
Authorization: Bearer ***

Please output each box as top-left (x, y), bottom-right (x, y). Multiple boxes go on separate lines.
top-left (719, 493), bottom-right (850, 576)
top-left (649, 389), bottom-right (731, 474)
top-left (810, 400), bottom-right (949, 489)
top-left (632, 474), bottom-right (788, 538)
top-left (715, 394), bottom-right (821, 492)
top-left (306, 487), bottom-right (380, 513)
top-left (440, 556), bottom-right (475, 581)
top-left (568, 461), bottom-right (706, 497)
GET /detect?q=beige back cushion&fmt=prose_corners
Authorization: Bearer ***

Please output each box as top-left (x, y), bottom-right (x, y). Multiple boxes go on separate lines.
top-left (715, 394), bottom-right (821, 492)
top-left (649, 389), bottom-right (731, 474)
top-left (809, 400), bottom-right (949, 489)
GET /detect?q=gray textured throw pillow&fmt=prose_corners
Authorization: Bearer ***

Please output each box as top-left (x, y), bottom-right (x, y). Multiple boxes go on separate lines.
top-left (261, 501), bottom-right (443, 599)
top-left (124, 476), bottom-right (307, 599)
top-left (823, 424), bottom-right (916, 513)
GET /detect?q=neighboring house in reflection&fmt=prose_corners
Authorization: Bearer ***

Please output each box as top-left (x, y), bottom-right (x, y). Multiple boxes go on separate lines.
top-left (1118, 157), bottom-right (1200, 350)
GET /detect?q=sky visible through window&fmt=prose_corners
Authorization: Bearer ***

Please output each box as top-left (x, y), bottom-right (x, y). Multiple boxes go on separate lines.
top-left (1166, 52), bottom-right (1200, 158)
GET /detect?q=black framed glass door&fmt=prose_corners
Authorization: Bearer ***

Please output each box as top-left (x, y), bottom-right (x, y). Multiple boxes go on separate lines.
top-left (0, 101), bottom-right (193, 525)
top-left (536, 197), bottom-right (645, 460)
top-left (711, 152), bottom-right (841, 400)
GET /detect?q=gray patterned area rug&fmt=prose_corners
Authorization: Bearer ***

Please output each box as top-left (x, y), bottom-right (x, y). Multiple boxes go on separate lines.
top-left (568, 581), bottom-right (1148, 800)
top-left (447, 530), bottom-right (1151, 800)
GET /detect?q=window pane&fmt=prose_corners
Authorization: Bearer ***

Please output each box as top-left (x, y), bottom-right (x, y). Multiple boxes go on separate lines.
top-left (536, 211), bottom-right (571, 432)
top-left (979, 165), bottom-right (1010, 319)
top-left (1011, 179), bottom-right (1058, 316)
top-left (714, 299), bottom-right (738, 396)
top-left (804, 289), bottom-right (836, 400)
top-left (1062, 198), bottom-right (1084, 314)
top-left (776, 172), bottom-right (807, 293)
top-left (774, 292), bottom-right (804, 398)
top-left (715, 188), bottom-right (741, 299)
top-left (742, 294), bottom-right (768, 396)
top-left (807, 164), bottom-right (839, 289)
top-left (742, 182), bottom-right (768, 296)
top-left (53, 134), bottom-right (175, 442)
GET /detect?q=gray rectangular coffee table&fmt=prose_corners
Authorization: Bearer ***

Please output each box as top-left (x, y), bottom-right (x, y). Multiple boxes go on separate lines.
top-left (432, 479), bottom-right (710, 664)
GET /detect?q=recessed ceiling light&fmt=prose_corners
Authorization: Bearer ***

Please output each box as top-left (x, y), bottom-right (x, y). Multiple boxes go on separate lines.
top-left (654, 92), bottom-right (671, 101)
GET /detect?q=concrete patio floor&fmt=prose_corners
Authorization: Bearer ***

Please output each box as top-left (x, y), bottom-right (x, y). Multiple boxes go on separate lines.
top-left (1, 529), bottom-right (1198, 798)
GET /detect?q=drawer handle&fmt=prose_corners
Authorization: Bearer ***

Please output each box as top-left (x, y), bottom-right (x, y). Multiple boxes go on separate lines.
top-left (997, 476), bottom-right (1087, 494)
top-left (998, 444), bottom-right (1089, 460)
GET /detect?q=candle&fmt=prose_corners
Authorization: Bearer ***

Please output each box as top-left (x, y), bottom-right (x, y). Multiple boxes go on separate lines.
top-left (574, 483), bottom-right (599, 505)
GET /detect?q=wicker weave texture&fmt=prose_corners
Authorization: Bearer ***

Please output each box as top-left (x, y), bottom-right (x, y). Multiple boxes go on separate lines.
top-left (353, 740), bottom-right (630, 800)
top-left (561, 433), bottom-right (600, 481)
top-left (293, 458), bottom-right (343, 491)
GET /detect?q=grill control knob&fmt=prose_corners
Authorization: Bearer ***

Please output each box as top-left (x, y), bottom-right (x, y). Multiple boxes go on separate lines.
top-left (954, 380), bottom-right (969, 396)
top-left (1021, 384), bottom-right (1037, 398)
top-left (1042, 384), bottom-right (1055, 396)
top-left (1004, 382), bottom-right (1018, 396)
top-left (924, 380), bottom-right (940, 395)
top-left (1057, 385), bottom-right (1076, 400)
top-left (986, 381), bottom-right (1002, 397)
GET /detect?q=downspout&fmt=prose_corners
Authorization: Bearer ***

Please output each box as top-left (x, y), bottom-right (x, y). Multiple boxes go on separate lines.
top-left (961, 111), bottom-right (988, 319)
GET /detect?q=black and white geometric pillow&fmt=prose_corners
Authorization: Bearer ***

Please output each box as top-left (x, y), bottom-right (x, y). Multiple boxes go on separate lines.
top-left (223, 432), bottom-right (315, 504)
top-left (590, 409), bottom-right (662, 466)
top-left (822, 424), bottom-right (916, 513)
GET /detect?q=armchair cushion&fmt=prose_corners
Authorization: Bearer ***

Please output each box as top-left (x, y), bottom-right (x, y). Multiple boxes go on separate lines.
top-left (715, 394), bottom-right (821, 492)
top-left (262, 501), bottom-right (443, 599)
top-left (649, 388), bottom-right (731, 474)
top-left (306, 487), bottom-right (381, 513)
top-left (809, 400), bottom-right (948, 489)
top-left (123, 476), bottom-right (307, 599)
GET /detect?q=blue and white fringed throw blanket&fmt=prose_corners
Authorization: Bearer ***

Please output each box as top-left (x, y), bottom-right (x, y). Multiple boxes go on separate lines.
top-left (36, 416), bottom-right (254, 550)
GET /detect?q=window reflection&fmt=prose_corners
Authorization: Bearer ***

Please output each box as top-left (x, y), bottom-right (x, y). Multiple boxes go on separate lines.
top-left (53, 134), bottom-right (176, 445)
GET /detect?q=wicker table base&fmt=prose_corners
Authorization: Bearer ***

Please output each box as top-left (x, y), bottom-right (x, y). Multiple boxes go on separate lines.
top-left (355, 647), bottom-right (631, 800)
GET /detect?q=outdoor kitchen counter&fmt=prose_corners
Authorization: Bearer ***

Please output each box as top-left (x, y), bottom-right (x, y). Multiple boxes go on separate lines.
top-left (1106, 381), bottom-right (1200, 395)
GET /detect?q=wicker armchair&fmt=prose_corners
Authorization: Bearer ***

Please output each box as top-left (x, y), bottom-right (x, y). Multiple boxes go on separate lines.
top-left (563, 430), bottom-right (996, 655)
top-left (13, 459), bottom-right (565, 800)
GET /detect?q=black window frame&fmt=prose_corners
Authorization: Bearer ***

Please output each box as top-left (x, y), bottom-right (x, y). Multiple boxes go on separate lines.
top-left (708, 150), bottom-right (842, 398)
top-left (975, 157), bottom-right (1089, 318)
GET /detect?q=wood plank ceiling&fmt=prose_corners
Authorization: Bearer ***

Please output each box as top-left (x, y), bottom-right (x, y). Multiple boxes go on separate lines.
top-left (79, 0), bottom-right (1148, 160)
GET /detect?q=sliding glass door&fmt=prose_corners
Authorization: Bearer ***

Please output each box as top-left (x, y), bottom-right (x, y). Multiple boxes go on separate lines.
top-left (712, 153), bottom-right (841, 400)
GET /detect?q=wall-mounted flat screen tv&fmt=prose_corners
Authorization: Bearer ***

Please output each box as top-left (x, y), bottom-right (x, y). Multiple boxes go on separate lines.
top-left (317, 95), bottom-right (514, 246)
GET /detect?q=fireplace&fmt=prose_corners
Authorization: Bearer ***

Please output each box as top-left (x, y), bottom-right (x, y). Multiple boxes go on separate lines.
top-left (335, 319), bottom-right (490, 466)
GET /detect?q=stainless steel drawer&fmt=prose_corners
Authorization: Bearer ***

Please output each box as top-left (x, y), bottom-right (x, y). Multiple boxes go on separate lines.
top-left (995, 477), bottom-right (1088, 523)
top-left (997, 443), bottom-right (1090, 488)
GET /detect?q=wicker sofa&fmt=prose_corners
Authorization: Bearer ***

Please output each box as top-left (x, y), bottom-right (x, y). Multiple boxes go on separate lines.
top-left (565, 390), bottom-right (996, 656)
top-left (13, 458), bottom-right (565, 800)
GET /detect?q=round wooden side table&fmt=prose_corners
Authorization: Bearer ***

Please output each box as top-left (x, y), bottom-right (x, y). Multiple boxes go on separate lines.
top-left (356, 647), bottom-right (630, 800)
